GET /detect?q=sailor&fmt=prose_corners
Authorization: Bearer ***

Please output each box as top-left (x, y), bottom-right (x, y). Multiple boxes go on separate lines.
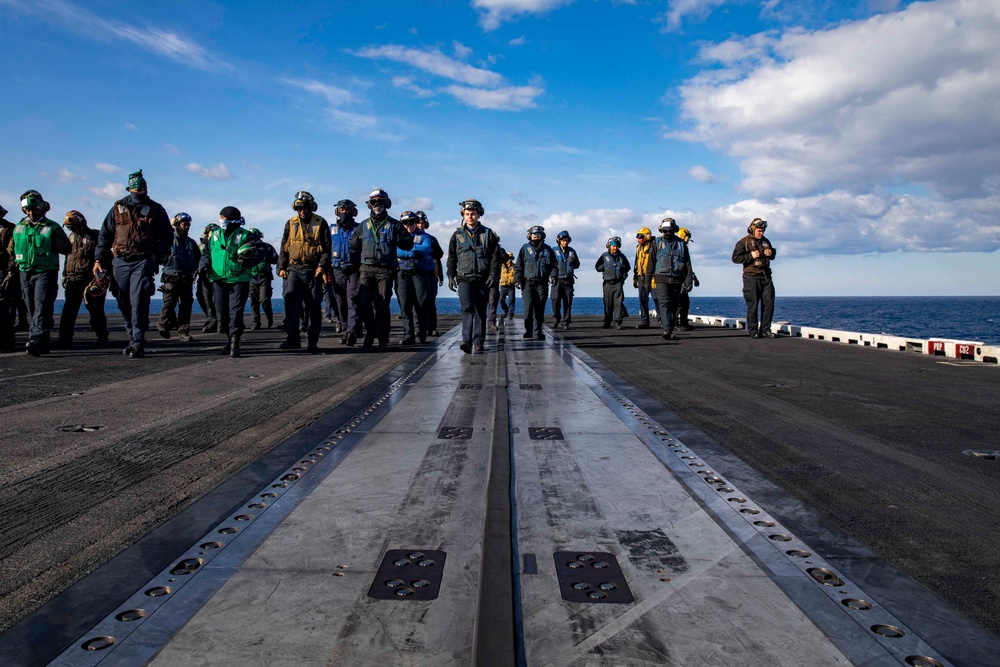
top-left (197, 223), bottom-right (220, 333)
top-left (277, 191), bottom-right (331, 352)
top-left (349, 188), bottom-right (413, 351)
top-left (416, 211), bottom-right (444, 337)
top-left (595, 236), bottom-right (631, 329)
top-left (0, 203), bottom-right (15, 352)
top-left (633, 226), bottom-right (654, 329)
top-left (514, 225), bottom-right (556, 340)
top-left (498, 251), bottom-right (516, 327)
top-left (95, 170), bottom-right (173, 358)
top-left (447, 198), bottom-right (500, 353)
top-left (395, 211), bottom-right (432, 344)
top-left (732, 217), bottom-right (777, 338)
top-left (247, 228), bottom-right (278, 331)
top-left (675, 227), bottom-right (700, 331)
top-left (199, 206), bottom-right (255, 357)
top-left (650, 218), bottom-right (693, 341)
top-left (56, 210), bottom-right (109, 349)
top-left (487, 246), bottom-right (503, 331)
top-left (7, 191), bottom-right (71, 355)
top-left (330, 199), bottom-right (362, 346)
top-left (157, 213), bottom-right (201, 342)
top-left (550, 230), bottom-right (580, 330)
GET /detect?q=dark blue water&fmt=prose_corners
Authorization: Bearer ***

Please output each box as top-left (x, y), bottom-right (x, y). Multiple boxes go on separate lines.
top-left (57, 295), bottom-right (1000, 344)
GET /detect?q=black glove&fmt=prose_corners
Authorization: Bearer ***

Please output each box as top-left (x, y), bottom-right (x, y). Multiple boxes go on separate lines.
top-left (549, 275), bottom-right (557, 287)
top-left (682, 281), bottom-right (693, 293)
top-left (632, 276), bottom-right (638, 289)
top-left (693, 276), bottom-right (700, 288)
top-left (486, 274), bottom-right (497, 288)
top-left (517, 280), bottom-right (525, 290)
top-left (448, 276), bottom-right (458, 292)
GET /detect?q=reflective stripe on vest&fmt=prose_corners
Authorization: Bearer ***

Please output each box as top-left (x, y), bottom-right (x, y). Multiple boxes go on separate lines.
top-left (209, 227), bottom-right (251, 283)
top-left (521, 243), bottom-right (553, 280)
top-left (360, 218), bottom-right (396, 268)
top-left (555, 246), bottom-right (576, 279)
top-left (455, 227), bottom-right (492, 278)
top-left (287, 215), bottom-right (325, 264)
top-left (600, 251), bottom-right (625, 282)
top-left (654, 237), bottom-right (685, 277)
top-left (12, 220), bottom-right (58, 272)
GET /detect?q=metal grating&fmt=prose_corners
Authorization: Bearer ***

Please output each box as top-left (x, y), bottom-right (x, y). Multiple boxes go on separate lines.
top-left (528, 427), bottom-right (564, 440)
top-left (520, 383), bottom-right (542, 390)
top-left (459, 383), bottom-right (483, 390)
top-left (368, 549), bottom-right (447, 601)
top-left (438, 426), bottom-right (474, 440)
top-left (553, 552), bottom-right (633, 604)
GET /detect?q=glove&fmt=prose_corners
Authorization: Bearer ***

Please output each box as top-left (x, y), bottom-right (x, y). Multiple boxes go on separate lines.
top-left (448, 276), bottom-right (458, 292)
top-left (682, 281), bottom-right (693, 293)
top-left (549, 275), bottom-right (557, 287)
top-left (693, 276), bottom-right (700, 288)
top-left (517, 280), bottom-right (525, 290)
top-left (632, 276), bottom-right (638, 289)
top-left (486, 274), bottom-right (497, 288)
top-left (438, 278), bottom-right (444, 287)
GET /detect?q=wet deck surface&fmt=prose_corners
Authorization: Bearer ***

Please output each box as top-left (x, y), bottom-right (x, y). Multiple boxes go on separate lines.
top-left (0, 314), bottom-right (997, 666)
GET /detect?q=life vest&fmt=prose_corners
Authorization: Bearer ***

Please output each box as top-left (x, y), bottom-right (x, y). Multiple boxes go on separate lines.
top-left (161, 234), bottom-right (199, 277)
top-left (64, 228), bottom-right (99, 280)
top-left (600, 251), bottom-right (626, 282)
top-left (12, 219), bottom-right (59, 272)
top-left (360, 216), bottom-right (398, 268)
top-left (654, 236), bottom-right (685, 277)
top-left (208, 226), bottom-right (252, 283)
top-left (250, 244), bottom-right (278, 278)
top-left (286, 214), bottom-right (327, 265)
top-left (112, 201), bottom-right (157, 257)
top-left (555, 246), bottom-right (577, 280)
top-left (454, 225), bottom-right (495, 279)
top-left (521, 242), bottom-right (554, 281)
top-left (499, 262), bottom-right (515, 287)
top-left (397, 232), bottom-right (433, 273)
top-left (330, 221), bottom-right (358, 269)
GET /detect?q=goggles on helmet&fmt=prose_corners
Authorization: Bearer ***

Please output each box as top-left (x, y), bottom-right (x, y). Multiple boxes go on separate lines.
top-left (608, 236), bottom-right (622, 247)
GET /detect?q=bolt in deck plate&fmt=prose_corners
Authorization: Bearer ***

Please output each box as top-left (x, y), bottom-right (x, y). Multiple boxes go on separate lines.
top-left (368, 549), bottom-right (447, 601)
top-left (520, 383), bottom-right (543, 390)
top-left (515, 362), bottom-right (533, 365)
top-left (438, 426), bottom-right (474, 440)
top-left (528, 427), bottom-right (564, 440)
top-left (459, 383), bottom-right (483, 390)
top-left (553, 552), bottom-right (633, 604)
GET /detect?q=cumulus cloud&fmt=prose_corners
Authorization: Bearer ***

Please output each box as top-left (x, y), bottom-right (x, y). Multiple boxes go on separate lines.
top-left (56, 168), bottom-right (86, 183)
top-left (673, 0), bottom-right (1000, 201)
top-left (95, 162), bottom-right (120, 173)
top-left (472, 0), bottom-right (576, 31)
top-left (660, 0), bottom-right (732, 32)
top-left (410, 197), bottom-right (435, 211)
top-left (689, 165), bottom-right (717, 183)
top-left (186, 163), bottom-right (235, 180)
top-left (453, 41), bottom-right (474, 59)
top-left (88, 181), bottom-right (121, 198)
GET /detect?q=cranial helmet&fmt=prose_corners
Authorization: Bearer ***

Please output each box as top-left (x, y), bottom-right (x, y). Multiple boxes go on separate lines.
top-left (367, 188), bottom-right (392, 210)
top-left (677, 227), bottom-right (692, 243)
top-left (63, 210), bottom-right (87, 227)
top-left (607, 236), bottom-right (622, 249)
top-left (294, 191), bottom-right (318, 212)
top-left (20, 189), bottom-right (50, 213)
top-left (203, 222), bottom-right (220, 236)
top-left (335, 199), bottom-right (358, 219)
top-left (416, 211), bottom-right (428, 225)
top-left (400, 210), bottom-right (419, 224)
top-left (459, 198), bottom-right (484, 216)
top-left (659, 217), bottom-right (679, 234)
top-left (748, 218), bottom-right (767, 233)
top-left (172, 212), bottom-right (192, 228)
top-left (85, 271), bottom-right (110, 305)
top-left (247, 227), bottom-right (263, 240)
top-left (636, 227), bottom-right (651, 238)
top-left (127, 169), bottom-right (147, 192)
top-left (526, 225), bottom-right (545, 241)
top-left (556, 230), bottom-right (571, 242)
top-left (0, 203), bottom-right (8, 219)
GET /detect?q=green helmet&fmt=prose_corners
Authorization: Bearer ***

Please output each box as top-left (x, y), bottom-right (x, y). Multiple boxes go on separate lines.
top-left (247, 227), bottom-right (262, 239)
top-left (236, 242), bottom-right (261, 267)
top-left (20, 189), bottom-right (50, 213)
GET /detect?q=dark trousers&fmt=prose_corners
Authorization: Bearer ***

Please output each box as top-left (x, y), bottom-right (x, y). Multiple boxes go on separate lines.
top-left (158, 275), bottom-right (194, 334)
top-left (636, 278), bottom-right (652, 326)
top-left (499, 286), bottom-right (515, 317)
top-left (358, 265), bottom-right (395, 345)
top-left (60, 278), bottom-right (108, 343)
top-left (324, 282), bottom-right (338, 321)
top-left (458, 278), bottom-right (489, 346)
top-left (282, 266), bottom-right (323, 345)
top-left (213, 281), bottom-right (250, 339)
top-left (655, 280), bottom-right (683, 332)
top-left (111, 257), bottom-right (156, 347)
top-left (522, 281), bottom-right (549, 335)
top-left (0, 282), bottom-right (14, 350)
top-left (331, 268), bottom-right (361, 335)
top-left (676, 291), bottom-right (691, 327)
top-left (250, 278), bottom-right (273, 326)
top-left (743, 274), bottom-right (775, 334)
top-left (397, 271), bottom-right (430, 339)
top-left (602, 280), bottom-right (625, 326)
top-left (551, 281), bottom-right (574, 323)
top-left (424, 271), bottom-right (439, 333)
top-left (487, 285), bottom-right (500, 324)
top-left (197, 273), bottom-right (217, 325)
top-left (21, 269), bottom-right (58, 347)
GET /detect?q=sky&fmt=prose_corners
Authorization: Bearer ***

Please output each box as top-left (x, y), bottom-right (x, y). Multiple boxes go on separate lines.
top-left (1, 0), bottom-right (998, 297)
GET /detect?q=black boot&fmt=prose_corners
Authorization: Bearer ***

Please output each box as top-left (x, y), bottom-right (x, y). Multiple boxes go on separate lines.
top-left (230, 336), bottom-right (241, 357)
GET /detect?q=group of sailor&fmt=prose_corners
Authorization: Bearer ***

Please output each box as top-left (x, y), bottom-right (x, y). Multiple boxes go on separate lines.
top-left (1, 171), bottom-right (777, 357)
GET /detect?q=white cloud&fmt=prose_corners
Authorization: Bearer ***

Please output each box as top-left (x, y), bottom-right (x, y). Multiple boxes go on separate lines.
top-left (282, 78), bottom-right (389, 136)
top-left (444, 84), bottom-right (543, 110)
top-left (57, 168), bottom-right (86, 183)
top-left (689, 165), bottom-right (717, 183)
top-left (528, 144), bottom-right (585, 155)
top-left (472, 0), bottom-right (576, 31)
top-left (410, 197), bottom-right (435, 211)
top-left (393, 76), bottom-right (435, 98)
top-left (164, 143), bottom-right (182, 155)
top-left (88, 181), bottom-right (121, 198)
top-left (673, 0), bottom-right (1000, 202)
top-left (186, 163), bottom-right (235, 180)
top-left (95, 162), bottom-right (120, 173)
top-left (125, 122), bottom-right (137, 130)
top-left (2, 0), bottom-right (227, 71)
top-left (509, 35), bottom-right (527, 46)
top-left (453, 41), bottom-right (473, 59)
top-left (660, 0), bottom-right (732, 32)
top-left (352, 45), bottom-right (504, 87)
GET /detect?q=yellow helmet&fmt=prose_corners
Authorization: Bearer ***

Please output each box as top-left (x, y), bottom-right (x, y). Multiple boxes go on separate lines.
top-left (636, 227), bottom-right (651, 238)
top-left (677, 227), bottom-right (692, 242)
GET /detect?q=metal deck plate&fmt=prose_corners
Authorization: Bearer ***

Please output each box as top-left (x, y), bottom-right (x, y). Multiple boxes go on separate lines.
top-left (553, 551), bottom-right (633, 604)
top-left (438, 426), bottom-right (473, 440)
top-left (368, 549), bottom-right (447, 601)
top-left (528, 426), bottom-right (564, 440)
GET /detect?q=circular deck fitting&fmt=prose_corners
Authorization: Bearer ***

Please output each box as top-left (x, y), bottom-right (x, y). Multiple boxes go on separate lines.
top-left (808, 568), bottom-right (845, 587)
top-left (689, 462), bottom-right (706, 467)
top-left (282, 473), bottom-right (300, 482)
top-left (753, 520), bottom-right (776, 528)
top-left (200, 541), bottom-right (223, 550)
top-left (871, 624), bottom-right (906, 639)
top-left (703, 476), bottom-right (724, 484)
top-left (145, 586), bottom-right (172, 597)
top-left (963, 449), bottom-right (1000, 460)
top-left (417, 559), bottom-right (435, 567)
top-left (393, 559), bottom-right (410, 567)
top-left (170, 558), bottom-right (204, 575)
top-left (115, 609), bottom-right (146, 622)
top-left (395, 588), bottom-right (416, 597)
top-left (598, 582), bottom-right (618, 590)
top-left (905, 657), bottom-right (944, 667)
top-left (577, 554), bottom-right (595, 562)
top-left (842, 599), bottom-right (873, 611)
top-left (81, 636), bottom-right (115, 651)
top-left (727, 497), bottom-right (748, 504)
top-left (572, 582), bottom-right (592, 590)
top-left (674, 449), bottom-right (689, 453)
top-left (272, 483), bottom-right (288, 489)
top-left (292, 467), bottom-right (307, 472)
top-left (717, 487), bottom-right (736, 493)
top-left (768, 534), bottom-right (793, 542)
top-left (248, 503), bottom-right (267, 509)
top-left (234, 514), bottom-right (254, 521)
top-left (385, 579), bottom-right (405, 588)
top-left (260, 492), bottom-right (278, 499)
top-left (592, 561), bottom-right (610, 569)
top-left (412, 579), bottom-right (431, 588)
top-left (408, 552), bottom-right (425, 560)
top-left (567, 561), bottom-right (584, 569)
top-left (218, 527), bottom-right (238, 535)
top-left (680, 455), bottom-right (696, 460)
top-left (333, 572), bottom-right (345, 577)
top-left (740, 508), bottom-right (761, 515)
top-left (587, 592), bottom-right (607, 600)
top-left (56, 424), bottom-right (107, 433)
top-left (337, 565), bottom-right (349, 570)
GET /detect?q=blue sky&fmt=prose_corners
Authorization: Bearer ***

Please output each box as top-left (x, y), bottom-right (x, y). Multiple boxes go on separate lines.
top-left (2, 0), bottom-right (998, 297)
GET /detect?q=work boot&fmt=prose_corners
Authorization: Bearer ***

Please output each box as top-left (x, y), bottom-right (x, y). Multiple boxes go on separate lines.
top-left (307, 343), bottom-right (320, 353)
top-left (460, 342), bottom-right (472, 354)
top-left (251, 322), bottom-right (261, 330)
top-left (522, 331), bottom-right (533, 339)
top-left (377, 341), bottom-right (389, 353)
top-left (418, 331), bottom-right (427, 343)
top-left (158, 327), bottom-right (170, 339)
top-left (431, 329), bottom-right (440, 336)
top-left (202, 321), bottom-right (218, 333)
top-left (230, 336), bottom-right (241, 358)
top-left (26, 341), bottom-right (41, 357)
top-left (535, 332), bottom-right (545, 340)
top-left (122, 344), bottom-right (133, 357)
top-left (400, 336), bottom-right (415, 345)
top-left (662, 330), bottom-right (675, 341)
top-left (362, 336), bottom-right (375, 350)
top-left (94, 334), bottom-right (109, 348)
top-left (335, 323), bottom-right (343, 334)
top-left (278, 339), bottom-right (301, 350)
top-left (221, 339), bottom-right (232, 355)
top-left (128, 346), bottom-right (145, 359)
top-left (266, 315), bottom-right (273, 329)
top-left (346, 332), bottom-right (357, 347)
top-left (178, 333), bottom-right (193, 343)
top-left (474, 342), bottom-right (484, 352)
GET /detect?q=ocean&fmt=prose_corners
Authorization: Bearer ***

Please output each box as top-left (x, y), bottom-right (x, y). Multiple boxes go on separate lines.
top-left (52, 295), bottom-right (1000, 345)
